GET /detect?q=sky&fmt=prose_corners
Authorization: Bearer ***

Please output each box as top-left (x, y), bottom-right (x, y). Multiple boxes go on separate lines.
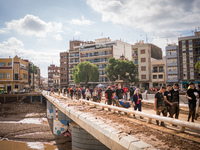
top-left (0, 0), bottom-right (200, 77)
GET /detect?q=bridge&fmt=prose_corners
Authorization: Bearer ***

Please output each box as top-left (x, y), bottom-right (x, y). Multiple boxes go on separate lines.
top-left (42, 91), bottom-right (200, 150)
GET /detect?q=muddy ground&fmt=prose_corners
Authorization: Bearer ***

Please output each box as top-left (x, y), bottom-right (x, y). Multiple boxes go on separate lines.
top-left (0, 102), bottom-right (71, 150)
top-left (77, 105), bottom-right (200, 150)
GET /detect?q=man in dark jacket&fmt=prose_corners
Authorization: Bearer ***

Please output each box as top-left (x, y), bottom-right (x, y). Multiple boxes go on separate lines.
top-left (170, 83), bottom-right (180, 120)
top-left (186, 82), bottom-right (199, 122)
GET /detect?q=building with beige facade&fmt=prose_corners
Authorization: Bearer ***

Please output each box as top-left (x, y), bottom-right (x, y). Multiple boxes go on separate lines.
top-left (132, 41), bottom-right (162, 89)
top-left (151, 58), bottom-right (166, 87)
top-left (0, 55), bottom-right (29, 93)
top-left (68, 38), bottom-right (132, 86)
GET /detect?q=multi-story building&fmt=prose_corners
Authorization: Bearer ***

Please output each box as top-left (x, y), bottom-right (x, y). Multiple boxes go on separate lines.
top-left (53, 74), bottom-right (60, 88)
top-left (151, 58), bottom-right (166, 87)
top-left (0, 55), bottom-right (29, 93)
top-left (132, 41), bottom-right (162, 89)
top-left (178, 31), bottom-right (200, 89)
top-left (68, 38), bottom-right (132, 86)
top-left (60, 52), bottom-right (69, 88)
top-left (48, 64), bottom-right (60, 87)
top-left (166, 44), bottom-right (179, 84)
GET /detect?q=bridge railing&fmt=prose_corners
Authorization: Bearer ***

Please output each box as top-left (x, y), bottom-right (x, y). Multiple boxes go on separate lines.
top-left (79, 99), bottom-right (200, 132)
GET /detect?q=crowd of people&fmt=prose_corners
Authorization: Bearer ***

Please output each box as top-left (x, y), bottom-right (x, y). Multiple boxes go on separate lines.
top-left (49, 82), bottom-right (200, 126)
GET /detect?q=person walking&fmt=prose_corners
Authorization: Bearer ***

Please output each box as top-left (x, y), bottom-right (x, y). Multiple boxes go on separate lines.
top-left (105, 86), bottom-right (114, 105)
top-left (90, 87), bottom-right (93, 99)
top-left (97, 87), bottom-right (102, 101)
top-left (170, 83), bottom-right (180, 120)
top-left (115, 84), bottom-right (124, 100)
top-left (92, 89), bottom-right (98, 102)
top-left (82, 87), bottom-right (86, 99)
top-left (85, 89), bottom-right (90, 101)
top-left (70, 87), bottom-right (74, 100)
top-left (164, 84), bottom-right (173, 117)
top-left (132, 88), bottom-right (142, 119)
top-left (154, 86), bottom-right (172, 126)
top-left (185, 82), bottom-right (199, 122)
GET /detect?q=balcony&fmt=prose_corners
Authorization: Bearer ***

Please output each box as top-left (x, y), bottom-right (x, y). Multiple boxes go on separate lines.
top-left (80, 47), bottom-right (111, 53)
top-left (69, 61), bottom-right (80, 65)
top-left (132, 53), bottom-right (138, 57)
top-left (81, 54), bottom-right (112, 60)
top-left (152, 69), bottom-right (164, 73)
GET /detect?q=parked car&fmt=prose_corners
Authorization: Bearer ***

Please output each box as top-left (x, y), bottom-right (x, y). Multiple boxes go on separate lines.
top-left (0, 88), bottom-right (8, 94)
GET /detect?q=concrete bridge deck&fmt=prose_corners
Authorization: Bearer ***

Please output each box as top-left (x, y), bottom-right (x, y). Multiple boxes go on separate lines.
top-left (42, 91), bottom-right (200, 150)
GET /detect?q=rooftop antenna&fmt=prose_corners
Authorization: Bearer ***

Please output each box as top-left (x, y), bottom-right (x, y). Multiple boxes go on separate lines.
top-left (191, 30), bottom-right (194, 36)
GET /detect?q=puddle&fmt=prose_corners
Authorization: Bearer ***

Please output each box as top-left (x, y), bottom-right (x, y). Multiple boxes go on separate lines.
top-left (0, 140), bottom-right (58, 150)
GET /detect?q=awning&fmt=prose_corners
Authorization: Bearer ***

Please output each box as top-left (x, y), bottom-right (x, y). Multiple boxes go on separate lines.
top-left (0, 84), bottom-right (4, 88)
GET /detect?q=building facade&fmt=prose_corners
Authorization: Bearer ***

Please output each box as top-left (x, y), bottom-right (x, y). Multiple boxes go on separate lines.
top-left (178, 31), bottom-right (200, 89)
top-left (48, 64), bottom-right (60, 87)
top-left (151, 58), bottom-right (166, 87)
top-left (53, 74), bottom-right (60, 88)
top-left (132, 42), bottom-right (162, 89)
top-left (60, 52), bottom-right (69, 88)
top-left (166, 44), bottom-right (179, 84)
top-left (0, 55), bottom-right (29, 93)
top-left (68, 38), bottom-right (132, 86)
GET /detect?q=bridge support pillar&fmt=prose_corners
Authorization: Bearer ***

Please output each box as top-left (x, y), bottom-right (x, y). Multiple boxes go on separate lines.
top-left (47, 101), bottom-right (53, 119)
top-left (69, 122), bottom-right (109, 150)
top-left (53, 106), bottom-right (73, 136)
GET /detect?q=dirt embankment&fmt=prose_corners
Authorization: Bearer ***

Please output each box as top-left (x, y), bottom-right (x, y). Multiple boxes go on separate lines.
top-left (0, 102), bottom-right (71, 150)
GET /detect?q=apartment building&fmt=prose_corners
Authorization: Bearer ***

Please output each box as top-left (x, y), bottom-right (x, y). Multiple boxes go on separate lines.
top-left (178, 31), bottom-right (200, 89)
top-left (166, 44), bottom-right (179, 84)
top-left (60, 52), bottom-right (69, 88)
top-left (132, 41), bottom-right (162, 89)
top-left (0, 55), bottom-right (29, 93)
top-left (151, 58), bottom-right (166, 87)
top-left (48, 64), bottom-right (60, 87)
top-left (53, 74), bottom-right (60, 88)
top-left (68, 38), bottom-right (132, 86)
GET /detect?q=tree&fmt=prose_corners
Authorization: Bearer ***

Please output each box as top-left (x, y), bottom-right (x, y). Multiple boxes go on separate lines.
top-left (72, 61), bottom-right (99, 86)
top-left (105, 57), bottom-right (138, 85)
top-left (29, 65), bottom-right (38, 89)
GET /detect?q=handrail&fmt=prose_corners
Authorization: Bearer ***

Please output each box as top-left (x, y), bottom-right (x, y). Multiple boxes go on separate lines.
top-left (79, 99), bottom-right (200, 132)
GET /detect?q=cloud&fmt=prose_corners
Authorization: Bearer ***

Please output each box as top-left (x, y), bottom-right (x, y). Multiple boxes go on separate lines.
top-left (74, 31), bottom-right (81, 35)
top-left (54, 34), bottom-right (63, 41)
top-left (0, 37), bottom-right (64, 77)
top-left (1, 14), bottom-right (63, 39)
top-left (87, 0), bottom-right (200, 37)
top-left (69, 16), bottom-right (94, 26)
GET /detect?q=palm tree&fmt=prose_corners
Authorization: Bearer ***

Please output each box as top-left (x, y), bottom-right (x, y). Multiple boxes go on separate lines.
top-left (29, 65), bottom-right (38, 89)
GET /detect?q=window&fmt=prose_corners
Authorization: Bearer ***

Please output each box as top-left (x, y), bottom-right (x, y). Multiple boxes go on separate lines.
top-left (141, 58), bottom-right (146, 62)
top-left (23, 74), bottom-right (27, 79)
top-left (14, 74), bottom-right (18, 80)
top-left (61, 74), bottom-right (63, 77)
top-left (159, 75), bottom-right (163, 79)
top-left (141, 49), bottom-right (145, 54)
top-left (134, 59), bottom-right (138, 64)
top-left (6, 73), bottom-right (11, 79)
top-left (0, 63), bottom-right (5, 66)
top-left (153, 67), bottom-right (157, 72)
top-left (153, 75), bottom-right (157, 79)
top-left (182, 41), bottom-right (186, 46)
top-left (141, 66), bottom-right (146, 71)
top-left (64, 79), bottom-right (66, 82)
top-left (0, 73), bottom-right (5, 79)
top-left (61, 79), bottom-right (63, 82)
top-left (189, 40), bottom-right (193, 45)
top-left (141, 75), bottom-right (146, 79)
top-left (14, 84), bottom-right (19, 89)
top-left (159, 67), bottom-right (164, 72)
top-left (8, 62), bottom-right (12, 66)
